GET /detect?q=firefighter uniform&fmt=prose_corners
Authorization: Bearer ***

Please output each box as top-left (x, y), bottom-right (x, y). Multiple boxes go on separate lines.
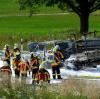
top-left (55, 50), bottom-right (64, 61)
top-left (11, 44), bottom-right (21, 78)
top-left (0, 61), bottom-right (12, 86)
top-left (53, 45), bottom-right (64, 61)
top-left (30, 53), bottom-right (41, 83)
top-left (35, 63), bottom-right (50, 84)
top-left (2, 45), bottom-right (11, 66)
top-left (51, 54), bottom-right (62, 79)
top-left (25, 59), bottom-right (31, 75)
top-left (12, 58), bottom-right (20, 78)
top-left (51, 45), bottom-right (63, 79)
top-left (19, 59), bottom-right (30, 78)
top-left (11, 48), bottom-right (21, 61)
top-left (0, 61), bottom-right (12, 75)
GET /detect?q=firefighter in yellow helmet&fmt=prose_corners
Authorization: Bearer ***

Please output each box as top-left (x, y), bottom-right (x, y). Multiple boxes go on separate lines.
top-left (19, 58), bottom-right (30, 78)
top-left (11, 43), bottom-right (21, 78)
top-left (30, 52), bottom-right (41, 84)
top-left (0, 61), bottom-right (12, 76)
top-left (12, 57), bottom-right (20, 78)
top-left (2, 44), bottom-right (11, 66)
top-left (35, 60), bottom-right (50, 84)
top-left (0, 61), bottom-right (12, 86)
top-left (51, 45), bottom-right (63, 79)
top-left (53, 45), bottom-right (64, 61)
top-left (12, 43), bottom-right (21, 61)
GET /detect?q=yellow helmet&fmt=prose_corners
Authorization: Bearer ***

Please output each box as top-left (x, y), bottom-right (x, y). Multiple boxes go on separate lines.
top-left (3, 61), bottom-right (8, 66)
top-left (4, 44), bottom-right (9, 49)
top-left (14, 43), bottom-right (19, 49)
top-left (53, 45), bottom-right (60, 53)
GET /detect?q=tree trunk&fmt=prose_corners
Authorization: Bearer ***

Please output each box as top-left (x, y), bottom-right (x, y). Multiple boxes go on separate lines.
top-left (79, 14), bottom-right (89, 35)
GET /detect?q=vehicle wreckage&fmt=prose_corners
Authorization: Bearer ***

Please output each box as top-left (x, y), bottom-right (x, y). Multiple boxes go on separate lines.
top-left (28, 38), bottom-right (100, 70)
top-left (65, 50), bottom-right (100, 70)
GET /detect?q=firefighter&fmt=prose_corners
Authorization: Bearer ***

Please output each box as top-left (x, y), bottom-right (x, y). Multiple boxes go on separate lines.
top-left (11, 43), bottom-right (21, 78)
top-left (11, 43), bottom-right (21, 61)
top-left (35, 61), bottom-right (50, 84)
top-left (0, 61), bottom-right (12, 86)
top-left (25, 59), bottom-right (31, 75)
top-left (19, 59), bottom-right (30, 78)
top-left (30, 52), bottom-right (41, 84)
top-left (12, 57), bottom-right (20, 78)
top-left (2, 44), bottom-right (11, 66)
top-left (0, 61), bottom-right (12, 76)
top-left (53, 45), bottom-right (64, 61)
top-left (51, 50), bottom-right (62, 79)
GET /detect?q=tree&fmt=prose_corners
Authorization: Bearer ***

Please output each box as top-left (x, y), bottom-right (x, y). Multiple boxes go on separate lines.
top-left (18, 0), bottom-right (44, 16)
top-left (18, 0), bottom-right (100, 34)
top-left (63, 0), bottom-right (100, 34)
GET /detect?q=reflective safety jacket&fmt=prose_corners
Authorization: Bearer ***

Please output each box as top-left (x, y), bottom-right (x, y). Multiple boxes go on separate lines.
top-left (11, 48), bottom-right (21, 60)
top-left (12, 59), bottom-right (20, 71)
top-left (0, 66), bottom-right (12, 75)
top-left (54, 50), bottom-right (64, 61)
top-left (35, 69), bottom-right (50, 83)
top-left (19, 61), bottom-right (29, 74)
top-left (51, 55), bottom-right (60, 67)
top-left (3, 49), bottom-right (10, 60)
top-left (26, 61), bottom-right (30, 72)
top-left (31, 56), bottom-right (41, 69)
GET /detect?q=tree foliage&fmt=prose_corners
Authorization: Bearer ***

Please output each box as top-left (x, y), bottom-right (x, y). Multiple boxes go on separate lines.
top-left (18, 0), bottom-right (45, 15)
top-left (18, 0), bottom-right (100, 33)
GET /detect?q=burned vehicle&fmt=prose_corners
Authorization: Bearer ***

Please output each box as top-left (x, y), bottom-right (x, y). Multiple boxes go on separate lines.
top-left (76, 39), bottom-right (100, 53)
top-left (65, 50), bottom-right (99, 70)
top-left (65, 38), bottom-right (100, 70)
top-left (28, 39), bottom-right (100, 70)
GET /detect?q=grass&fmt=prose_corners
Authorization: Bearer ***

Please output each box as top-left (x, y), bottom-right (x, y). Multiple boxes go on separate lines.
top-left (0, 14), bottom-right (79, 33)
top-left (0, 14), bottom-right (80, 49)
top-left (89, 15), bottom-right (100, 33)
top-left (0, 14), bottom-right (99, 47)
top-left (0, 0), bottom-right (20, 14)
top-left (0, 0), bottom-right (100, 49)
top-left (0, 13), bottom-right (99, 34)
top-left (0, 75), bottom-right (100, 99)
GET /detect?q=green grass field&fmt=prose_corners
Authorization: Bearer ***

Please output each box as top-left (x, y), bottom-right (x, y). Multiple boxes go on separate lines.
top-left (0, 14), bottom-right (79, 33)
top-left (0, 0), bottom-right (100, 49)
top-left (0, 14), bottom-right (99, 35)
top-left (0, 14), bottom-right (79, 48)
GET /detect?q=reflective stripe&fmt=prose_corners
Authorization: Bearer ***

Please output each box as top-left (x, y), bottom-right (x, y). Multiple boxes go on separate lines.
top-left (35, 78), bottom-right (37, 80)
top-left (0, 69), bottom-right (11, 73)
top-left (31, 66), bottom-right (38, 69)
